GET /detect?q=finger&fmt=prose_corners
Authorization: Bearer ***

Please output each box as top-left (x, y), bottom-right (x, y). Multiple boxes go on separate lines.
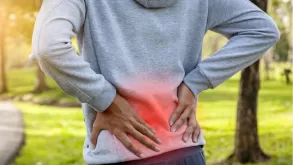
top-left (169, 104), bottom-right (185, 126)
top-left (192, 124), bottom-right (201, 143)
top-left (127, 126), bottom-right (160, 152)
top-left (171, 106), bottom-right (193, 132)
top-left (134, 115), bottom-right (156, 134)
top-left (183, 125), bottom-right (194, 142)
top-left (132, 121), bottom-right (161, 144)
top-left (187, 111), bottom-right (199, 143)
top-left (114, 131), bottom-right (144, 158)
top-left (90, 126), bottom-right (102, 147)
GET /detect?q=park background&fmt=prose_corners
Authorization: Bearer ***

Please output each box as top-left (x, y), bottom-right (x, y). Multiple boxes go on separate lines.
top-left (0, 0), bottom-right (292, 165)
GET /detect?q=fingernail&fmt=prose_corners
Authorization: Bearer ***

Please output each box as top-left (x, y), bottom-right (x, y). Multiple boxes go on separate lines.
top-left (155, 146), bottom-right (160, 152)
top-left (140, 153), bottom-right (146, 158)
top-left (157, 139), bottom-right (162, 144)
top-left (193, 138), bottom-right (197, 143)
top-left (169, 121), bottom-right (174, 126)
top-left (183, 136), bottom-right (188, 142)
top-left (171, 127), bottom-right (176, 132)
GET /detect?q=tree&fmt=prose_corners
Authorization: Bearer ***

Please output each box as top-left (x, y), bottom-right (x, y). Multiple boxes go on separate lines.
top-left (222, 0), bottom-right (272, 164)
top-left (0, 4), bottom-right (8, 93)
top-left (4, 0), bottom-right (50, 93)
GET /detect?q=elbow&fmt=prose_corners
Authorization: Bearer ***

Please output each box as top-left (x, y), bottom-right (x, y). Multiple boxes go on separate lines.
top-left (269, 25), bottom-right (280, 45)
top-left (32, 36), bottom-right (73, 61)
top-left (264, 19), bottom-right (280, 46)
top-left (32, 24), bottom-right (74, 60)
top-left (31, 33), bottom-right (53, 60)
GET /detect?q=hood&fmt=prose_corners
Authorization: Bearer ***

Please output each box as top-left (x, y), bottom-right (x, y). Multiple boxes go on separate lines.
top-left (135, 0), bottom-right (178, 8)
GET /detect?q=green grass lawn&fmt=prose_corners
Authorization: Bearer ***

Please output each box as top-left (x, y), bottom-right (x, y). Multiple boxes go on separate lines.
top-left (9, 70), bottom-right (292, 165)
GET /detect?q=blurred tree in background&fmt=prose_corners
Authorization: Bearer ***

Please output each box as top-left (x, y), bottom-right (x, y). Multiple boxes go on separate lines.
top-left (1, 0), bottom-right (50, 93)
top-left (271, 0), bottom-right (292, 62)
top-left (0, 2), bottom-right (8, 93)
top-left (275, 32), bottom-right (291, 62)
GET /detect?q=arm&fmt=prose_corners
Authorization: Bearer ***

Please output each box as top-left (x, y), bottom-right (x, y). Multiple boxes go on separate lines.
top-left (183, 0), bottom-right (280, 96)
top-left (30, 0), bottom-right (116, 112)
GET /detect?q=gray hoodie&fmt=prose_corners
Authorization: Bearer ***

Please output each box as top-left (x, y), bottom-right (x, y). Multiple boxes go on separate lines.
top-left (30, 0), bottom-right (279, 164)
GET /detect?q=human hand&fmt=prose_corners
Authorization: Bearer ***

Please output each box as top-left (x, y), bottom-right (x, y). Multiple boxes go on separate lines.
top-left (90, 93), bottom-right (161, 158)
top-left (169, 83), bottom-right (201, 142)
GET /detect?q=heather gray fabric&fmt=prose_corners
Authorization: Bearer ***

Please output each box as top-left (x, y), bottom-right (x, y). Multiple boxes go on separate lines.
top-left (30, 0), bottom-right (279, 164)
top-left (134, 0), bottom-right (178, 8)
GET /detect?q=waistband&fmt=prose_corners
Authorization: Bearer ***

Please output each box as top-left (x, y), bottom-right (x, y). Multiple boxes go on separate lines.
top-left (111, 145), bottom-right (203, 165)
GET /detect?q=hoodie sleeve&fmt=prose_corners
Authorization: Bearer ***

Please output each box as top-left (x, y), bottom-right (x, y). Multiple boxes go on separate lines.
top-left (30, 0), bottom-right (116, 112)
top-left (183, 0), bottom-right (280, 96)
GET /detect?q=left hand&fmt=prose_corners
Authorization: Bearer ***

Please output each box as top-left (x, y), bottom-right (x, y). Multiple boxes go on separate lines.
top-left (169, 82), bottom-right (201, 143)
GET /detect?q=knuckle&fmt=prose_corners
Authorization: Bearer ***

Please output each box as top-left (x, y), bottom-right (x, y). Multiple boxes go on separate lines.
top-left (149, 133), bottom-right (156, 139)
top-left (180, 102), bottom-right (188, 106)
top-left (189, 118), bottom-right (196, 124)
top-left (179, 117), bottom-right (185, 124)
top-left (188, 127), bottom-right (194, 133)
top-left (123, 123), bottom-right (132, 130)
top-left (93, 123), bottom-right (99, 129)
top-left (173, 111), bottom-right (180, 116)
top-left (190, 104), bottom-right (197, 109)
top-left (125, 142), bottom-right (132, 148)
top-left (142, 127), bottom-right (149, 134)
top-left (140, 137), bottom-right (147, 143)
top-left (196, 127), bottom-right (201, 132)
top-left (112, 128), bottom-right (119, 134)
top-left (149, 143), bottom-right (155, 149)
top-left (129, 117), bottom-right (137, 123)
top-left (113, 128), bottom-right (123, 136)
top-left (143, 140), bottom-right (153, 147)
top-left (197, 125), bottom-right (201, 130)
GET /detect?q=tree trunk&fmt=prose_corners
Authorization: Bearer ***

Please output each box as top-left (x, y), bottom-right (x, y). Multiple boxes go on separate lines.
top-left (264, 45), bottom-right (275, 81)
top-left (32, 0), bottom-right (50, 93)
top-left (220, 0), bottom-right (271, 164)
top-left (32, 66), bottom-right (50, 93)
top-left (233, 60), bottom-right (270, 163)
top-left (264, 56), bottom-right (270, 80)
top-left (0, 6), bottom-right (8, 93)
top-left (283, 69), bottom-right (291, 85)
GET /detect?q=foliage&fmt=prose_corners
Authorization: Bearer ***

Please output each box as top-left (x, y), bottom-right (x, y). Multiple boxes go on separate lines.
top-left (2, 1), bottom-right (36, 43)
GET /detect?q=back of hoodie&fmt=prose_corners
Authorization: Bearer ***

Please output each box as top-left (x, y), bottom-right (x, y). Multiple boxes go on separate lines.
top-left (30, 0), bottom-right (279, 164)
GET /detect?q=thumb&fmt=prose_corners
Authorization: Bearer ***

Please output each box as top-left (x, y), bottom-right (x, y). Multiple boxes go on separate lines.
top-left (90, 126), bottom-right (101, 148)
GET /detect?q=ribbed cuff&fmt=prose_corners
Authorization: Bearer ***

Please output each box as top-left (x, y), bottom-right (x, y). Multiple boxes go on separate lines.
top-left (87, 82), bottom-right (117, 112)
top-left (183, 66), bottom-right (212, 96)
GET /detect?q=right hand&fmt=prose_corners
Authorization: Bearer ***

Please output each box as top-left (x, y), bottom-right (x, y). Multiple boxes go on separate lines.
top-left (90, 93), bottom-right (161, 158)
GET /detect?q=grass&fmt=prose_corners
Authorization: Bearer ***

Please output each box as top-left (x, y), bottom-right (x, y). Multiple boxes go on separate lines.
top-left (7, 68), bottom-right (292, 165)
top-left (1, 68), bottom-right (78, 105)
top-left (10, 103), bottom-right (86, 165)
top-left (199, 78), bottom-right (292, 165)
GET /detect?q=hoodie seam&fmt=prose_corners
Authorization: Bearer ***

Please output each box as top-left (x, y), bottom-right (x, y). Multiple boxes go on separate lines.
top-left (39, 55), bottom-right (92, 102)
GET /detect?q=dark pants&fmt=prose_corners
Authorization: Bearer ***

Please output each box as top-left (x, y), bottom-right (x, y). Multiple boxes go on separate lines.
top-left (109, 146), bottom-right (206, 165)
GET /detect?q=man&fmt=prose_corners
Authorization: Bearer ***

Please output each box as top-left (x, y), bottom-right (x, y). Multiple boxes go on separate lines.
top-left (31, 0), bottom-right (280, 164)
